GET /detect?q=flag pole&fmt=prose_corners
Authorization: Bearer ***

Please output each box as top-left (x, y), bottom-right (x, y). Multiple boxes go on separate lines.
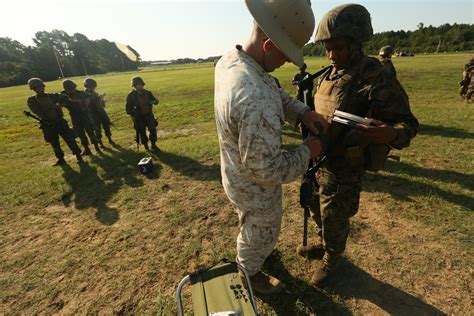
top-left (53, 47), bottom-right (65, 78)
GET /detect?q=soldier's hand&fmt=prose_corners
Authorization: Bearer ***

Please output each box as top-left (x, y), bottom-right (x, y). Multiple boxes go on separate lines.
top-left (357, 119), bottom-right (398, 144)
top-left (303, 136), bottom-right (322, 159)
top-left (302, 110), bottom-right (328, 137)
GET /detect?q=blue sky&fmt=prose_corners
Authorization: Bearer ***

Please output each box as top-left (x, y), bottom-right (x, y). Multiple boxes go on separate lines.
top-left (1, 0), bottom-right (472, 60)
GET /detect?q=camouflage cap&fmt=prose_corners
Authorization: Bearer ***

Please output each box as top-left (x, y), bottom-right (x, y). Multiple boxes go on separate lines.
top-left (62, 79), bottom-right (77, 91)
top-left (314, 3), bottom-right (373, 43)
top-left (83, 77), bottom-right (97, 88)
top-left (131, 76), bottom-right (145, 87)
top-left (28, 78), bottom-right (45, 90)
top-left (379, 45), bottom-right (394, 57)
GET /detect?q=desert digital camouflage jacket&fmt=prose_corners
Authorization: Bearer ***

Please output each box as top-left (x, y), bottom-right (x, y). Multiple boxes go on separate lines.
top-left (214, 46), bottom-right (311, 221)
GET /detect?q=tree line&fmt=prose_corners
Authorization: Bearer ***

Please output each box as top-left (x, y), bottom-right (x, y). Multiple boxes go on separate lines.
top-left (0, 30), bottom-right (140, 88)
top-left (304, 23), bottom-right (474, 57)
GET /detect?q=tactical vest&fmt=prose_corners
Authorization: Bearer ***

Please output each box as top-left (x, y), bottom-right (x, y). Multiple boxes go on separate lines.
top-left (88, 91), bottom-right (104, 111)
top-left (35, 95), bottom-right (62, 121)
top-left (67, 92), bottom-right (88, 115)
top-left (137, 92), bottom-right (152, 114)
top-left (314, 63), bottom-right (390, 172)
top-left (314, 66), bottom-right (358, 146)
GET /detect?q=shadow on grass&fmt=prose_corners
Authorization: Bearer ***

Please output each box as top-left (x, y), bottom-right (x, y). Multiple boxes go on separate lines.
top-left (326, 257), bottom-right (446, 315)
top-left (60, 144), bottom-right (148, 225)
top-left (261, 252), bottom-right (445, 315)
top-left (259, 251), bottom-right (351, 315)
top-left (419, 124), bottom-right (474, 139)
top-left (365, 160), bottom-right (474, 211)
top-left (154, 149), bottom-right (220, 181)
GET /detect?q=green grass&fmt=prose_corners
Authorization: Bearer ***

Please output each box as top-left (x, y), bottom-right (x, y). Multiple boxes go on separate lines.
top-left (0, 54), bottom-right (473, 315)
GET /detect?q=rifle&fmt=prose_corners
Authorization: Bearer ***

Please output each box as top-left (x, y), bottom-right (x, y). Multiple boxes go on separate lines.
top-left (297, 66), bottom-right (331, 252)
top-left (298, 65), bottom-right (332, 139)
top-left (299, 155), bottom-right (326, 250)
top-left (133, 108), bottom-right (141, 151)
top-left (298, 110), bottom-right (377, 251)
top-left (23, 110), bottom-right (55, 128)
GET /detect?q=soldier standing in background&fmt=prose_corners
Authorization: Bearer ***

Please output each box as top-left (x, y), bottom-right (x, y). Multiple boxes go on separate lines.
top-left (292, 63), bottom-right (313, 105)
top-left (61, 79), bottom-right (102, 155)
top-left (379, 45), bottom-right (397, 76)
top-left (26, 78), bottom-right (83, 165)
top-left (125, 76), bottom-right (159, 151)
top-left (298, 4), bottom-right (418, 287)
top-left (83, 78), bottom-right (115, 146)
top-left (459, 57), bottom-right (474, 101)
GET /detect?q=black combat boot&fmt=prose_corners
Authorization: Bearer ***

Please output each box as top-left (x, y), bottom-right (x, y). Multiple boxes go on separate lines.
top-left (107, 136), bottom-right (116, 145)
top-left (143, 142), bottom-right (149, 150)
top-left (98, 138), bottom-right (106, 149)
top-left (76, 154), bottom-right (84, 163)
top-left (151, 142), bottom-right (159, 151)
top-left (82, 146), bottom-right (92, 155)
top-left (94, 143), bottom-right (102, 154)
top-left (53, 158), bottom-right (66, 166)
top-left (310, 251), bottom-right (340, 287)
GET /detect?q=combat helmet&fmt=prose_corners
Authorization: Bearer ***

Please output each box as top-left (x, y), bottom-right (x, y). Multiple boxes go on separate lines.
top-left (62, 79), bottom-right (77, 91)
top-left (315, 3), bottom-right (373, 43)
top-left (83, 77), bottom-right (97, 88)
top-left (28, 78), bottom-right (45, 90)
top-left (245, 0), bottom-right (315, 68)
top-left (131, 76), bottom-right (145, 87)
top-left (379, 45), bottom-right (394, 58)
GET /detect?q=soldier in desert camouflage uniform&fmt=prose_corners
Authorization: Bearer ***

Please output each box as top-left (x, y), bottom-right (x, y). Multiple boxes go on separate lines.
top-left (297, 4), bottom-right (418, 287)
top-left (214, 0), bottom-right (326, 294)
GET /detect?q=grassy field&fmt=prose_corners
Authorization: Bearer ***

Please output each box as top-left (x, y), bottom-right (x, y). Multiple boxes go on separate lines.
top-left (0, 52), bottom-right (473, 315)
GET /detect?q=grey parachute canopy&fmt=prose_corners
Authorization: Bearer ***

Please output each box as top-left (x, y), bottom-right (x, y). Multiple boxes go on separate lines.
top-left (28, 78), bottom-right (45, 90)
top-left (314, 3), bottom-right (373, 43)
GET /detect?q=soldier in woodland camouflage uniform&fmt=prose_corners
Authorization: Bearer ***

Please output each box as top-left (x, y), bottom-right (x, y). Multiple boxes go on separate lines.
top-left (379, 45), bottom-right (397, 76)
top-left (292, 63), bottom-right (312, 103)
top-left (297, 4), bottom-right (418, 287)
top-left (215, 0), bottom-right (326, 294)
top-left (459, 57), bottom-right (474, 101)
top-left (26, 78), bottom-right (83, 165)
top-left (125, 76), bottom-right (159, 150)
top-left (61, 79), bottom-right (102, 155)
top-left (83, 78), bottom-right (115, 146)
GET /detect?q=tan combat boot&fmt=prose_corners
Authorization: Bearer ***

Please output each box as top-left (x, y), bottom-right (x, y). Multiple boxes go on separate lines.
top-left (297, 242), bottom-right (325, 260)
top-left (310, 252), bottom-right (340, 287)
top-left (245, 271), bottom-right (283, 295)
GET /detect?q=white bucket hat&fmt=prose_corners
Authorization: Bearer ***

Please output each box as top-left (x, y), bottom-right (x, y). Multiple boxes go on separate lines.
top-left (245, 0), bottom-right (315, 67)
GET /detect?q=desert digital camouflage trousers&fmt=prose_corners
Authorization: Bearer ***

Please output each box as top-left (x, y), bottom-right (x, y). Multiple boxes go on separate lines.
top-left (309, 167), bottom-right (363, 255)
top-left (235, 205), bottom-right (283, 275)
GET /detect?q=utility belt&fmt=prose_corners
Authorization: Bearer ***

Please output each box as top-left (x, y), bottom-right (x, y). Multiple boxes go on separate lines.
top-left (327, 143), bottom-right (390, 172)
